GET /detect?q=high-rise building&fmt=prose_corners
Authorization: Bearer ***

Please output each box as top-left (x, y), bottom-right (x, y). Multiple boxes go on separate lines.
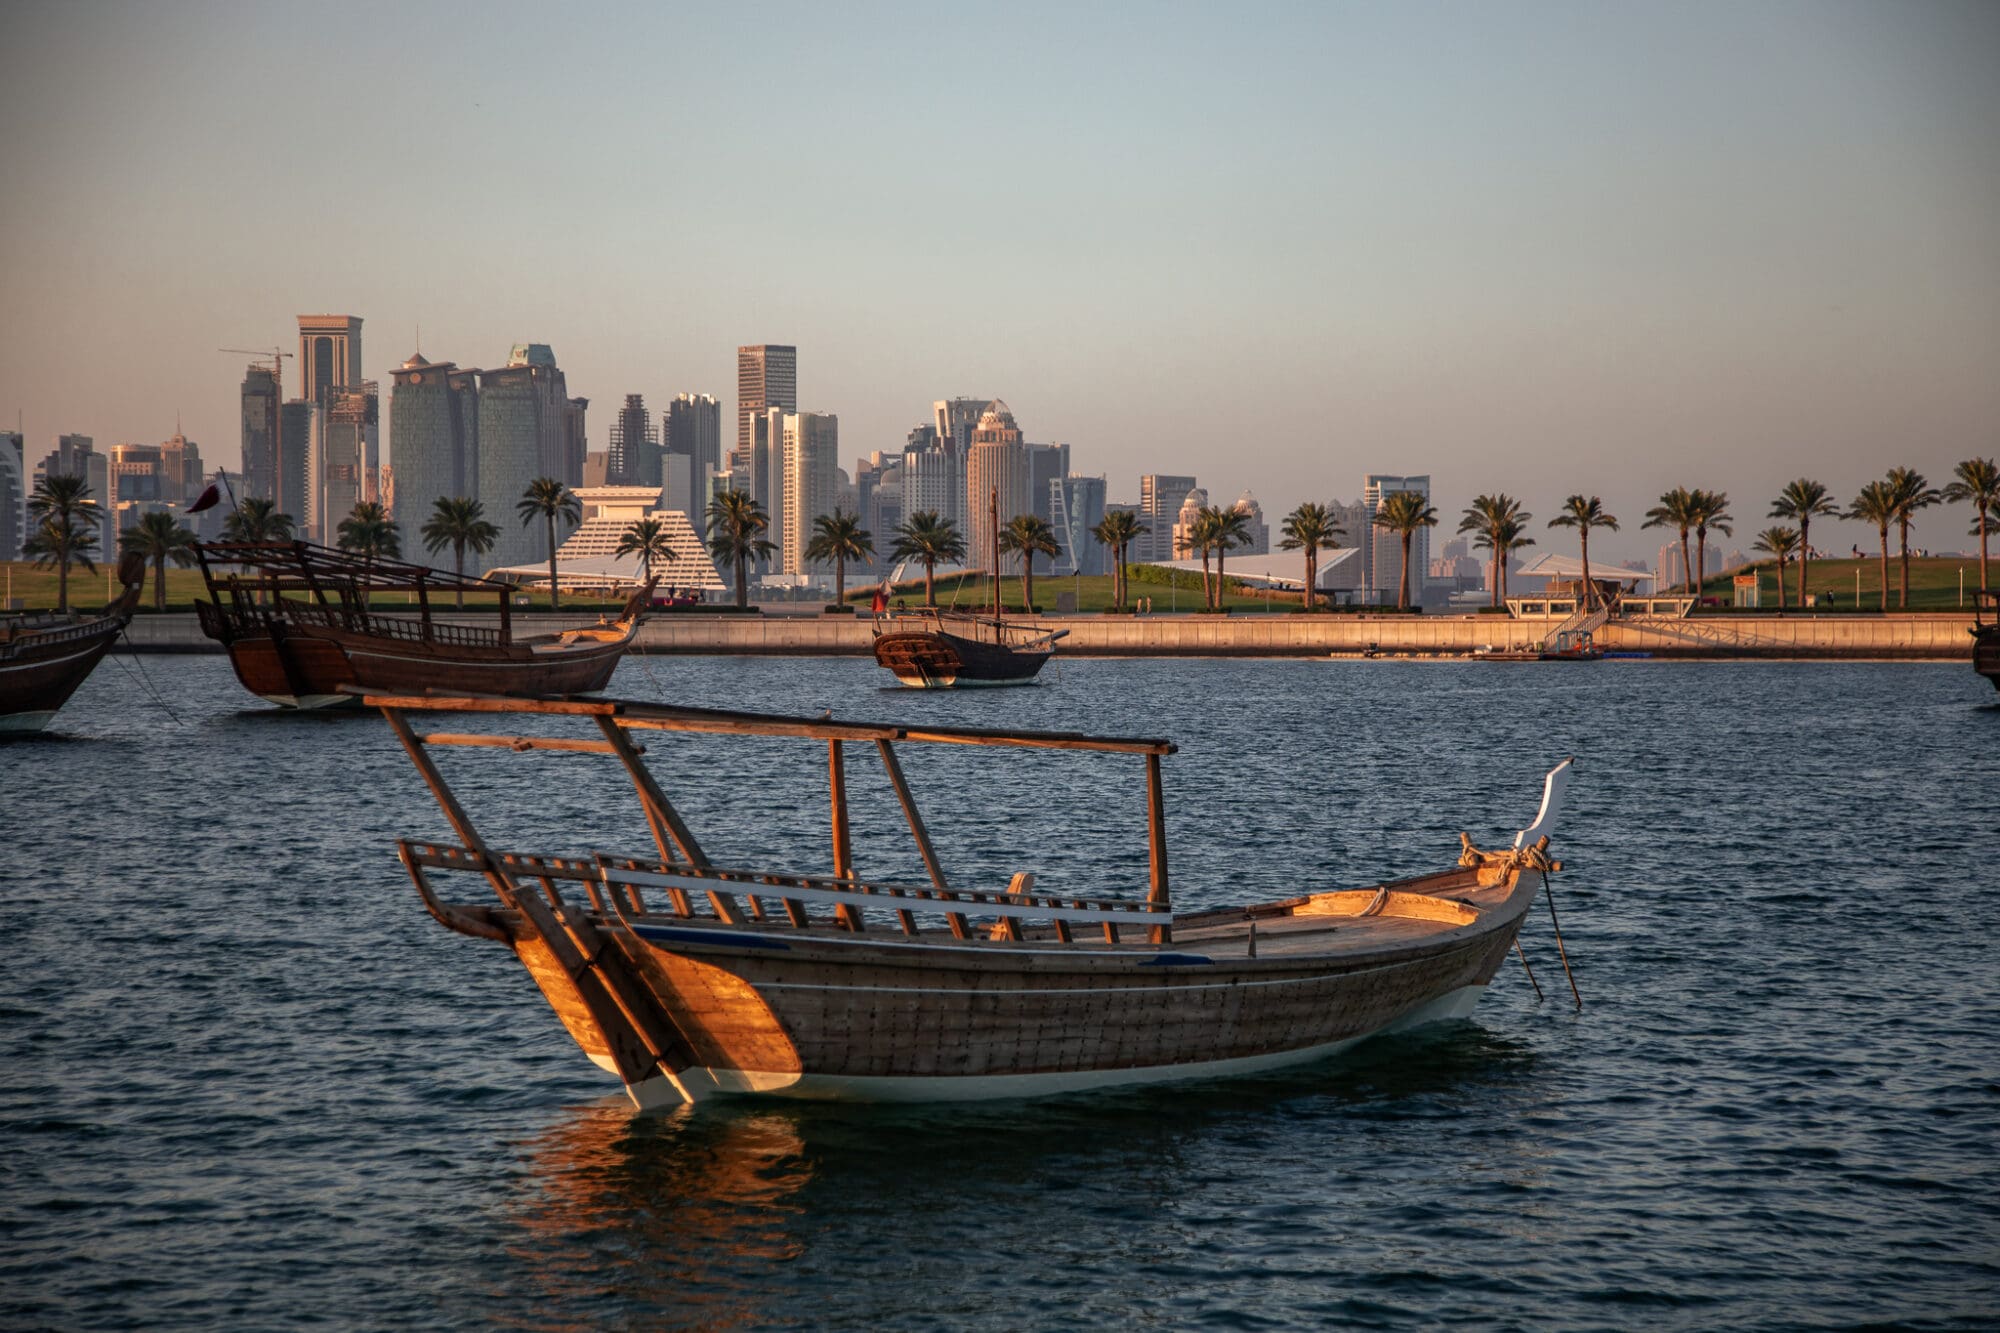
top-left (933, 399), bottom-right (990, 457)
top-left (241, 364), bottom-right (282, 507)
top-left (311, 383), bottom-right (379, 543)
top-left (900, 428), bottom-right (958, 540)
top-left (1138, 474), bottom-right (1197, 564)
top-left (298, 314), bottom-right (363, 405)
top-left (737, 345), bottom-right (797, 463)
top-left (1051, 473), bottom-right (1107, 576)
top-left (478, 346), bottom-right (573, 569)
top-left (610, 394), bottom-right (657, 486)
top-left (1231, 490), bottom-right (1270, 556)
top-left (0, 431), bottom-right (24, 561)
top-left (664, 392), bottom-right (722, 495)
top-left (966, 401), bottom-right (1027, 569)
top-left (564, 397), bottom-right (588, 487)
top-left (1171, 487), bottom-right (1210, 558)
top-left (747, 406), bottom-right (787, 559)
top-left (278, 402), bottom-right (315, 525)
top-left (32, 435), bottom-right (112, 554)
top-left (779, 411), bottom-right (838, 576)
top-left (389, 351), bottom-right (480, 567)
top-left (1026, 443), bottom-right (1069, 526)
top-left (1362, 474), bottom-right (1432, 603)
top-left (110, 444), bottom-right (166, 509)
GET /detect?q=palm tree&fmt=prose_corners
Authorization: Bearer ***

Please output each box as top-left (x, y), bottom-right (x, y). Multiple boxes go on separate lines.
top-left (1547, 495), bottom-right (1620, 610)
top-left (1185, 507), bottom-right (1224, 611)
top-left (1751, 526), bottom-right (1801, 610)
top-left (420, 497), bottom-right (500, 608)
top-left (336, 501), bottom-right (400, 606)
top-left (1373, 490), bottom-right (1439, 610)
top-left (118, 511), bottom-right (197, 611)
top-left (23, 515), bottom-right (99, 614)
top-left (1845, 480), bottom-right (1898, 611)
top-left (1279, 502), bottom-right (1344, 610)
top-left (1770, 478), bottom-right (1839, 609)
top-left (705, 489), bottom-right (777, 609)
top-left (516, 478), bottom-right (580, 610)
top-left (1942, 457), bottom-right (1999, 592)
top-left (26, 474), bottom-right (100, 613)
top-left (1883, 467), bottom-right (1942, 610)
top-left (806, 508), bottom-right (875, 607)
top-left (1642, 487), bottom-right (1700, 595)
top-left (615, 517), bottom-right (675, 584)
top-left (222, 496), bottom-right (296, 543)
top-left (889, 510), bottom-right (965, 609)
top-left (1092, 510), bottom-right (1147, 612)
top-left (998, 513), bottom-right (1059, 612)
top-left (1459, 494), bottom-right (1531, 607)
top-left (1209, 506), bottom-right (1253, 612)
top-left (1690, 490), bottom-right (1733, 597)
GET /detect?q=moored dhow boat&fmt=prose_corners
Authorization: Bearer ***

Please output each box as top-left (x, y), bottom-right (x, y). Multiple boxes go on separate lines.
top-left (193, 541), bottom-right (651, 709)
top-left (0, 552), bottom-right (146, 734)
top-left (1974, 590), bottom-right (1999, 692)
top-left (871, 609), bottom-right (1067, 688)
top-left (373, 689), bottom-right (1576, 1107)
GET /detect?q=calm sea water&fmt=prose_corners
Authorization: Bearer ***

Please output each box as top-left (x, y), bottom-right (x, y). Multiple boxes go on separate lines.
top-left (2, 652), bottom-right (1996, 1330)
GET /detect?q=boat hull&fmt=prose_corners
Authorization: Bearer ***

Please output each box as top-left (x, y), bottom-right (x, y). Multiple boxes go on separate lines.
top-left (872, 627), bottom-right (1052, 688)
top-left (1976, 630), bottom-right (1999, 691)
top-left (207, 619), bottom-right (632, 708)
top-left (502, 868), bottom-right (1539, 1107)
top-left (0, 611), bottom-right (131, 732)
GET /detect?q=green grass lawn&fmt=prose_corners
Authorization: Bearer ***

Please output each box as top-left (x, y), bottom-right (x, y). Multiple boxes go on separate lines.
top-left (848, 569), bottom-right (1307, 614)
top-left (1693, 555), bottom-right (1992, 611)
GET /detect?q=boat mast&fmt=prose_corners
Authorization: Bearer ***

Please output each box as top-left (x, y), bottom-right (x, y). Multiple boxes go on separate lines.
top-left (990, 487), bottom-right (1000, 619)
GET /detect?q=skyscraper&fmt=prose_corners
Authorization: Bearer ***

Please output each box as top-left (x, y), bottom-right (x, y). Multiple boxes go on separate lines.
top-left (966, 401), bottom-right (1027, 568)
top-left (278, 401), bottom-right (315, 525)
top-left (664, 392), bottom-right (722, 494)
top-left (779, 411), bottom-right (838, 575)
top-left (1138, 474), bottom-right (1197, 564)
top-left (478, 345), bottom-right (572, 570)
top-left (389, 351), bottom-right (479, 567)
top-left (241, 364), bottom-right (282, 506)
top-left (610, 394), bottom-right (657, 486)
top-left (312, 384), bottom-right (379, 543)
top-left (1362, 474), bottom-right (1432, 603)
top-left (0, 430), bottom-right (24, 561)
top-left (298, 314), bottom-right (363, 404)
top-left (1051, 473), bottom-right (1107, 576)
top-left (563, 397), bottom-right (589, 487)
top-left (1026, 443), bottom-right (1069, 526)
top-left (32, 435), bottom-right (112, 554)
top-left (933, 399), bottom-right (990, 456)
top-left (737, 345), bottom-right (797, 462)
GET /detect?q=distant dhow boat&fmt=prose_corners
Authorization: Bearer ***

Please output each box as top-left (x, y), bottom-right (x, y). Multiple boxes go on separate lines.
top-left (1975, 591), bottom-right (1999, 692)
top-left (372, 688), bottom-right (1576, 1107)
top-left (0, 552), bottom-right (146, 734)
top-left (193, 541), bottom-right (650, 709)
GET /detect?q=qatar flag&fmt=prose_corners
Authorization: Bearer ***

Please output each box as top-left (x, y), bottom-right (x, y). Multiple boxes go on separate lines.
top-left (187, 483), bottom-right (222, 514)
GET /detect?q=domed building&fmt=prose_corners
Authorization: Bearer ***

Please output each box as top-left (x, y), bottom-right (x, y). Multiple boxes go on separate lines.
top-left (1232, 489), bottom-right (1270, 556)
top-left (1171, 487), bottom-right (1210, 558)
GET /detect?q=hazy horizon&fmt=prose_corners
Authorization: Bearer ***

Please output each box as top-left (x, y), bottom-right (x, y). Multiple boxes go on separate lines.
top-left (2, 0), bottom-right (1995, 564)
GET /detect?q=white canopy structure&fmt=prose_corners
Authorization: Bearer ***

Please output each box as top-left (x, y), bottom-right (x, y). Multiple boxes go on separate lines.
top-left (1152, 546), bottom-right (1362, 591)
top-left (1511, 552), bottom-right (1654, 590)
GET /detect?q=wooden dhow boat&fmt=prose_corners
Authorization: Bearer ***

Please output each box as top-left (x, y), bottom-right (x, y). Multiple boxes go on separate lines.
top-left (0, 552), bottom-right (146, 734)
top-left (1974, 590), bottom-right (1999, 692)
top-left (373, 689), bottom-right (1577, 1107)
top-left (870, 488), bottom-right (1066, 688)
top-left (871, 609), bottom-right (1066, 688)
top-left (193, 541), bottom-right (650, 709)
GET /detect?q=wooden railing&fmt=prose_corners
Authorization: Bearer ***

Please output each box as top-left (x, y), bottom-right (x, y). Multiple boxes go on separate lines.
top-left (398, 841), bottom-right (1169, 946)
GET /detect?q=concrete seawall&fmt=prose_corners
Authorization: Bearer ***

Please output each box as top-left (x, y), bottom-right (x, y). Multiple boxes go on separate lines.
top-left (115, 610), bottom-right (1978, 659)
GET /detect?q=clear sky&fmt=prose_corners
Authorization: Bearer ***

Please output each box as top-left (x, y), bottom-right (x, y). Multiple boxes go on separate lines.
top-left (2, 0), bottom-right (1995, 561)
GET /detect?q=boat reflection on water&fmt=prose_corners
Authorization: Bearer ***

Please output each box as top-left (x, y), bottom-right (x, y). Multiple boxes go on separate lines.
top-left (507, 1103), bottom-right (811, 1328)
top-left (498, 1025), bottom-right (1550, 1324)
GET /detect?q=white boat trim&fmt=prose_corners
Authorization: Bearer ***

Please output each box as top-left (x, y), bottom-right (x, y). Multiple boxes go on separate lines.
top-left (0, 709), bottom-right (57, 733)
top-left (0, 641), bottom-right (107, 675)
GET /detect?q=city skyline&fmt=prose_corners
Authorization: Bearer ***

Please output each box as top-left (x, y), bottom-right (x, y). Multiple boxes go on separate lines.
top-left (2, 2), bottom-right (1996, 564)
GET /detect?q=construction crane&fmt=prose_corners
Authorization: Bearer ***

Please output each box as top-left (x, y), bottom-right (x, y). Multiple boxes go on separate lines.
top-left (221, 347), bottom-right (296, 515)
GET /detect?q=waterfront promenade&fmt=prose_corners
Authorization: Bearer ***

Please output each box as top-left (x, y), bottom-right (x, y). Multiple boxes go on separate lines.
top-left (115, 609), bottom-right (1977, 659)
